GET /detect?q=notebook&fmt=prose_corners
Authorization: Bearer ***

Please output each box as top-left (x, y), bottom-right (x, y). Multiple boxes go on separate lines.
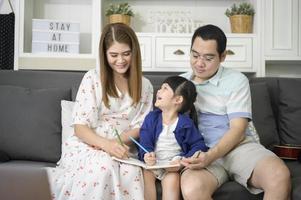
top-left (112, 157), bottom-right (181, 169)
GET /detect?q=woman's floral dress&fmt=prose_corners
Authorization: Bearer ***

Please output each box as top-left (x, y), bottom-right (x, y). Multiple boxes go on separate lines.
top-left (47, 69), bottom-right (153, 200)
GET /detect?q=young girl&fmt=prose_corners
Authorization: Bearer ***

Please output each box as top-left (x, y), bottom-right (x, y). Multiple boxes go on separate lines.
top-left (138, 76), bottom-right (208, 200)
top-left (47, 23), bottom-right (153, 200)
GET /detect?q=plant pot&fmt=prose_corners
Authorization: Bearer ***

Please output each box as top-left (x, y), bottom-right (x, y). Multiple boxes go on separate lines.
top-left (108, 14), bottom-right (131, 26)
top-left (229, 15), bottom-right (253, 33)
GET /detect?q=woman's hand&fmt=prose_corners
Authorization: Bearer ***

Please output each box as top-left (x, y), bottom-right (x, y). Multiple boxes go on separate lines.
top-left (103, 139), bottom-right (130, 159)
top-left (144, 152), bottom-right (156, 166)
top-left (180, 151), bottom-right (211, 169)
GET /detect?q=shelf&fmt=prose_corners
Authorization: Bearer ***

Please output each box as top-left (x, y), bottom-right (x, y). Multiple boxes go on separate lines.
top-left (16, 0), bottom-right (101, 70)
top-left (102, 0), bottom-right (259, 35)
top-left (18, 53), bottom-right (95, 71)
top-left (265, 57), bottom-right (301, 61)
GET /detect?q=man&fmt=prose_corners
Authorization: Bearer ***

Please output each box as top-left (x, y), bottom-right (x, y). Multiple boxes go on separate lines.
top-left (180, 24), bottom-right (291, 200)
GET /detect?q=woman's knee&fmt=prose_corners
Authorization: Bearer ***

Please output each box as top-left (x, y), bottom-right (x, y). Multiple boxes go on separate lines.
top-left (119, 164), bottom-right (143, 180)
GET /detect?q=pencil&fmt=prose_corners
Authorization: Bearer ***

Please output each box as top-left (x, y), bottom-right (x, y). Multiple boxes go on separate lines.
top-left (194, 151), bottom-right (201, 158)
top-left (114, 128), bottom-right (124, 146)
top-left (129, 136), bottom-right (149, 153)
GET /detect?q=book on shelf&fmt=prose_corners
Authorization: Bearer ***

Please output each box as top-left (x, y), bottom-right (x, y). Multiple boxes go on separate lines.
top-left (112, 157), bottom-right (180, 169)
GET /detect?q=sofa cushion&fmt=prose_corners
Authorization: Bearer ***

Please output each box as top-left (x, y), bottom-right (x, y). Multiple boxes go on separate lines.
top-left (0, 151), bottom-right (10, 162)
top-left (292, 177), bottom-right (301, 200)
top-left (250, 82), bottom-right (279, 149)
top-left (0, 85), bottom-right (71, 163)
top-left (0, 165), bottom-right (52, 200)
top-left (213, 181), bottom-right (263, 200)
top-left (71, 86), bottom-right (80, 101)
top-left (278, 79), bottom-right (301, 145)
top-left (285, 160), bottom-right (301, 178)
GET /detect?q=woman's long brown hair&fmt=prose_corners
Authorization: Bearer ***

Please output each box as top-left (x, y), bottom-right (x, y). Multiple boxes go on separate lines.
top-left (98, 23), bottom-right (142, 108)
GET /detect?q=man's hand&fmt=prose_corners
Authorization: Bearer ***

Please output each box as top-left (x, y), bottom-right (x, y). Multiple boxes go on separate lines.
top-left (180, 151), bottom-right (211, 169)
top-left (144, 152), bottom-right (156, 166)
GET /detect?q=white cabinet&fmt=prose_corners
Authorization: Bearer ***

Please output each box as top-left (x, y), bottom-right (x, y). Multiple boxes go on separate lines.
top-left (298, 0), bottom-right (301, 57)
top-left (264, 0), bottom-right (301, 60)
top-left (15, 0), bottom-right (101, 70)
top-left (103, 0), bottom-right (262, 74)
top-left (15, 0), bottom-right (262, 74)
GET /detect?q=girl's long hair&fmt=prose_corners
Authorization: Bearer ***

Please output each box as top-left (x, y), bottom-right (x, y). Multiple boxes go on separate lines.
top-left (163, 76), bottom-right (199, 127)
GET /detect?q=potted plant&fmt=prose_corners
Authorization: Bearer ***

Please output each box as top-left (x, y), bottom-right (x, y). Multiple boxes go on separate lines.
top-left (225, 2), bottom-right (255, 33)
top-left (105, 3), bottom-right (134, 26)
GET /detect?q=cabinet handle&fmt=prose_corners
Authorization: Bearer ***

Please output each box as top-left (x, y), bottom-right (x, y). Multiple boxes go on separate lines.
top-left (226, 49), bottom-right (235, 55)
top-left (173, 49), bottom-right (185, 55)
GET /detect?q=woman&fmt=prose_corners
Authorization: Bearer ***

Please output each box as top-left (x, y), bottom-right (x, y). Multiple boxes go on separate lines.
top-left (47, 23), bottom-right (153, 200)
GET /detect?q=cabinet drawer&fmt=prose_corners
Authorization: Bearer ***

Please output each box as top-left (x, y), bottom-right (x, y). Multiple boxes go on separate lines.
top-left (155, 36), bottom-right (191, 69)
top-left (138, 36), bottom-right (152, 69)
top-left (224, 37), bottom-right (252, 69)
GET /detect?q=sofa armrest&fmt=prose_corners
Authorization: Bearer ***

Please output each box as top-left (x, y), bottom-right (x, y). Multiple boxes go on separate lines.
top-left (0, 165), bottom-right (51, 200)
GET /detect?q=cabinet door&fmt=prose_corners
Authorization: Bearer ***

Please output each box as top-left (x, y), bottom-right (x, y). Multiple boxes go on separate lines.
top-left (298, 0), bottom-right (301, 57)
top-left (223, 37), bottom-right (253, 70)
top-left (264, 0), bottom-right (299, 58)
top-left (137, 35), bottom-right (152, 69)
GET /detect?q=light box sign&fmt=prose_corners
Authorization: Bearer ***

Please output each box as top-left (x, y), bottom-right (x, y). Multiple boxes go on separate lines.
top-left (32, 19), bottom-right (80, 54)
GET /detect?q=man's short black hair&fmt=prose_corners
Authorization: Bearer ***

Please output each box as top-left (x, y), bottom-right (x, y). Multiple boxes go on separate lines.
top-left (191, 24), bottom-right (227, 57)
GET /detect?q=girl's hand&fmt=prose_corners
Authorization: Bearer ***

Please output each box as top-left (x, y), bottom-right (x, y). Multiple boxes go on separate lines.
top-left (103, 139), bottom-right (130, 159)
top-left (180, 152), bottom-right (211, 169)
top-left (144, 152), bottom-right (156, 166)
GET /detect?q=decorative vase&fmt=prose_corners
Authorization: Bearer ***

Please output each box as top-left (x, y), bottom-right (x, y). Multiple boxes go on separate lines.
top-left (108, 14), bottom-right (131, 26)
top-left (229, 15), bottom-right (253, 33)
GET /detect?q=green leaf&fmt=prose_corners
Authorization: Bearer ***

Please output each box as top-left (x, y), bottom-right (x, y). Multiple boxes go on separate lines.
top-left (105, 2), bottom-right (134, 17)
top-left (224, 2), bottom-right (255, 17)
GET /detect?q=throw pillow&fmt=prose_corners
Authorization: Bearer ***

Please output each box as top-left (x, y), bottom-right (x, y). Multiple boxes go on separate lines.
top-left (278, 79), bottom-right (301, 145)
top-left (0, 85), bottom-right (71, 163)
top-left (250, 82), bottom-right (279, 149)
top-left (57, 100), bottom-right (75, 164)
top-left (61, 100), bottom-right (75, 144)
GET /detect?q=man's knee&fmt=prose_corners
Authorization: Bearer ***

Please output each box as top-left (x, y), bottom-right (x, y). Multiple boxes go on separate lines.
top-left (268, 162), bottom-right (291, 188)
top-left (181, 170), bottom-right (215, 199)
top-left (253, 157), bottom-right (291, 191)
top-left (181, 171), bottom-right (198, 196)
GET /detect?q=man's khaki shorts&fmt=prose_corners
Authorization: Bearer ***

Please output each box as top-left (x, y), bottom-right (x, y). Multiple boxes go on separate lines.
top-left (206, 136), bottom-right (276, 194)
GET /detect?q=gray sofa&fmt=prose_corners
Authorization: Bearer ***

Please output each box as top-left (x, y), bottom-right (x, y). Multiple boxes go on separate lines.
top-left (0, 70), bottom-right (300, 200)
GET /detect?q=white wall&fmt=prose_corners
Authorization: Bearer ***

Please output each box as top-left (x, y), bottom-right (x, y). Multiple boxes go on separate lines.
top-left (0, 0), bottom-right (15, 14)
top-left (266, 62), bottom-right (301, 78)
